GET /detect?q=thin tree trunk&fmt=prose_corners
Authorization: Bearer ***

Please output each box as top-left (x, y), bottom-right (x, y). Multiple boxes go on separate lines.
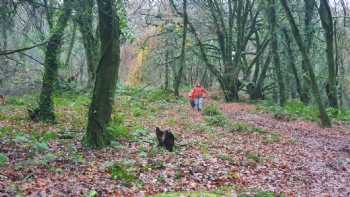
top-left (76, 0), bottom-right (99, 89)
top-left (165, 49), bottom-right (170, 90)
top-left (299, 0), bottom-right (316, 104)
top-left (319, 0), bottom-right (338, 108)
top-left (280, 0), bottom-right (331, 127)
top-left (250, 55), bottom-right (271, 100)
top-left (64, 21), bottom-right (77, 69)
top-left (268, 0), bottom-right (286, 106)
top-left (173, 0), bottom-right (188, 97)
top-left (32, 0), bottom-right (72, 122)
top-left (282, 28), bottom-right (303, 101)
top-left (84, 0), bottom-right (120, 148)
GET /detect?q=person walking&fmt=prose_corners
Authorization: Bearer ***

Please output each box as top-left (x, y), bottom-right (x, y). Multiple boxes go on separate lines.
top-left (189, 83), bottom-right (208, 111)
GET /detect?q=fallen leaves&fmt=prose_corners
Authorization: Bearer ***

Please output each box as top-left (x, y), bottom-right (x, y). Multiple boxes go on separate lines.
top-left (0, 94), bottom-right (350, 196)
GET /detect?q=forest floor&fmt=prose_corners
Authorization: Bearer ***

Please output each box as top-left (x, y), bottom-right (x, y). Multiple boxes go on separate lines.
top-left (0, 89), bottom-right (349, 197)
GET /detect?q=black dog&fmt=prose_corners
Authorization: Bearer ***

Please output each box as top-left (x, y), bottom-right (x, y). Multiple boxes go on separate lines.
top-left (155, 127), bottom-right (175, 152)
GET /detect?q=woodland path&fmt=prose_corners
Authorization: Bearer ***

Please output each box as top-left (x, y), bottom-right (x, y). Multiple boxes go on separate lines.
top-left (219, 102), bottom-right (350, 196)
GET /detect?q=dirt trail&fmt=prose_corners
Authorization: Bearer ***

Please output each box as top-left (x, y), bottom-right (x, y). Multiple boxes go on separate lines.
top-left (221, 103), bottom-right (350, 196)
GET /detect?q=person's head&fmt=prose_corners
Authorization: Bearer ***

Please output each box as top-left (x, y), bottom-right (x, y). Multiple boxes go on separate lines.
top-left (196, 82), bottom-right (201, 87)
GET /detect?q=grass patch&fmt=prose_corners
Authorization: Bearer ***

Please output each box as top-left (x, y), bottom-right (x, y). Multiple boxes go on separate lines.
top-left (246, 152), bottom-right (261, 164)
top-left (230, 122), bottom-right (265, 134)
top-left (108, 161), bottom-right (137, 186)
top-left (262, 133), bottom-right (281, 144)
top-left (5, 95), bottom-right (36, 106)
top-left (107, 114), bottom-right (131, 140)
top-left (152, 186), bottom-right (237, 197)
top-left (205, 115), bottom-right (228, 127)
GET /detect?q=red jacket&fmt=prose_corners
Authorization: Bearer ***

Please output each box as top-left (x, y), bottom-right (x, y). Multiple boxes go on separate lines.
top-left (190, 86), bottom-right (208, 99)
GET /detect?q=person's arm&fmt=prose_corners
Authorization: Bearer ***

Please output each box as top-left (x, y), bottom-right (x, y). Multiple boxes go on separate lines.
top-left (188, 89), bottom-right (194, 98)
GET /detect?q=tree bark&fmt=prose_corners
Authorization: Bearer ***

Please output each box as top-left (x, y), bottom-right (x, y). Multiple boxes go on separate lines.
top-left (282, 28), bottom-right (303, 101)
top-left (76, 0), bottom-right (99, 89)
top-left (84, 0), bottom-right (120, 148)
top-left (319, 0), bottom-right (338, 108)
top-left (299, 0), bottom-right (316, 104)
top-left (268, 0), bottom-right (286, 106)
top-left (173, 0), bottom-right (188, 97)
top-left (64, 21), bottom-right (77, 69)
top-left (32, 0), bottom-right (72, 122)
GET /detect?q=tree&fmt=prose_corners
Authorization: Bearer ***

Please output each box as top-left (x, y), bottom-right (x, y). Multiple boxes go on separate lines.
top-left (318, 0), bottom-right (338, 108)
top-left (30, 0), bottom-right (72, 122)
top-left (75, 0), bottom-right (99, 89)
top-left (173, 0), bottom-right (188, 97)
top-left (267, 0), bottom-right (286, 106)
top-left (280, 0), bottom-right (331, 127)
top-left (84, 0), bottom-right (120, 148)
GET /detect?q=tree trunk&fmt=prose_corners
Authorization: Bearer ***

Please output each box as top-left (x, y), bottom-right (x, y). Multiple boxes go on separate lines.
top-left (250, 55), bottom-right (271, 100)
top-left (84, 0), bottom-right (120, 148)
top-left (173, 0), bottom-right (188, 97)
top-left (299, 0), bottom-right (316, 104)
top-left (164, 49), bottom-right (170, 90)
top-left (282, 28), bottom-right (303, 101)
top-left (319, 0), bottom-right (338, 108)
top-left (280, 0), bottom-right (331, 127)
top-left (268, 0), bottom-right (286, 106)
top-left (64, 21), bottom-right (77, 69)
top-left (76, 0), bottom-right (99, 89)
top-left (32, 0), bottom-right (72, 122)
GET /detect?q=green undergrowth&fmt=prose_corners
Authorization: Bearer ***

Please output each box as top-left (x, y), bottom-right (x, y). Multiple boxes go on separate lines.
top-left (151, 186), bottom-right (280, 197)
top-left (107, 161), bottom-right (138, 186)
top-left (229, 122), bottom-right (265, 134)
top-left (203, 104), bottom-right (229, 127)
top-left (258, 100), bottom-right (350, 122)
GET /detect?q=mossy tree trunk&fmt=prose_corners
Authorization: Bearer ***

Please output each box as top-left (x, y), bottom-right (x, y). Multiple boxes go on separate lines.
top-left (282, 28), bottom-right (303, 101)
top-left (318, 0), bottom-right (338, 108)
top-left (84, 0), bottom-right (120, 148)
top-left (299, 0), bottom-right (316, 104)
top-left (75, 0), bottom-right (99, 89)
top-left (33, 0), bottom-right (72, 122)
top-left (280, 0), bottom-right (331, 127)
top-left (267, 0), bottom-right (286, 106)
top-left (173, 0), bottom-right (188, 97)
